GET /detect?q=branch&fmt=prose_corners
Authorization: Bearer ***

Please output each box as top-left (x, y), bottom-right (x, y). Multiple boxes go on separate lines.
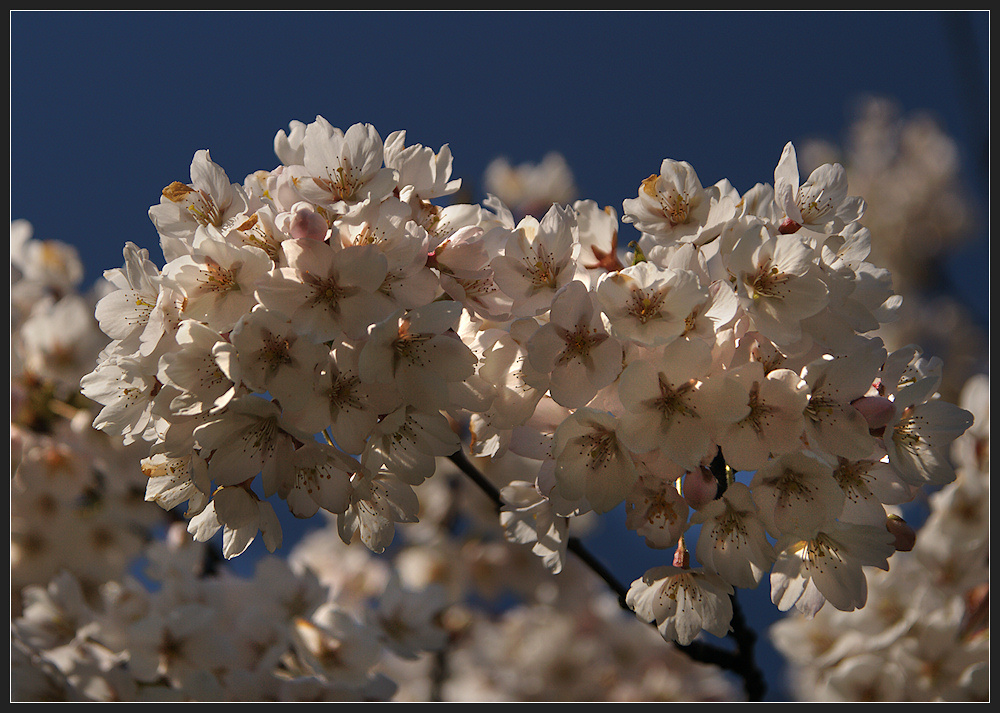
top-left (446, 448), bottom-right (767, 701)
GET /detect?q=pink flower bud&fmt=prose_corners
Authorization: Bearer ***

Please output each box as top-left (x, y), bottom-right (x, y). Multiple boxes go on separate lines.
top-left (682, 467), bottom-right (719, 510)
top-left (778, 217), bottom-right (801, 234)
top-left (851, 395), bottom-right (896, 430)
top-left (885, 514), bottom-right (916, 552)
top-left (672, 542), bottom-right (690, 568)
top-left (287, 203), bottom-right (328, 241)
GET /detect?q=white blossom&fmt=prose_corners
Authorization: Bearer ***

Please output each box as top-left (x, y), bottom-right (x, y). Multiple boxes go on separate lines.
top-left (595, 261), bottom-right (708, 347)
top-left (551, 408), bottom-right (637, 514)
top-left (691, 482), bottom-right (776, 589)
top-left (149, 149), bottom-right (251, 261)
top-left (622, 158), bottom-right (717, 246)
top-left (526, 280), bottom-right (623, 409)
top-left (773, 141), bottom-right (865, 236)
top-left (500, 480), bottom-right (570, 574)
top-left (626, 565), bottom-right (734, 645)
top-left (490, 203), bottom-right (581, 317)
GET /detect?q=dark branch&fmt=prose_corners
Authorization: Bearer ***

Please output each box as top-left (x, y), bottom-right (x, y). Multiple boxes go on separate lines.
top-left (709, 447), bottom-right (729, 498)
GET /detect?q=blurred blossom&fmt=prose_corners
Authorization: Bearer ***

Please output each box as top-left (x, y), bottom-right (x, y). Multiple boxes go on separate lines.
top-left (482, 152), bottom-right (578, 222)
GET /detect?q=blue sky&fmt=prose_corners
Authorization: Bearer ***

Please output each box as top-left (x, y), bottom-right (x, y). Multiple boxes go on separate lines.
top-left (11, 11), bottom-right (989, 701)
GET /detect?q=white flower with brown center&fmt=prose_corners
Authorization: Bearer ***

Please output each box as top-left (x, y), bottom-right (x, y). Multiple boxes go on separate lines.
top-left (595, 261), bottom-right (708, 347)
top-left (622, 158), bottom-right (716, 246)
top-left (691, 482), bottom-right (777, 589)
top-left (490, 203), bottom-right (580, 317)
top-left (617, 337), bottom-right (747, 470)
top-left (526, 281), bottom-right (623, 409)
top-left (714, 360), bottom-right (811, 472)
top-left (770, 521), bottom-right (895, 617)
top-left (551, 407), bottom-right (637, 514)
top-left (723, 217), bottom-right (829, 347)
top-left (626, 564), bottom-right (735, 645)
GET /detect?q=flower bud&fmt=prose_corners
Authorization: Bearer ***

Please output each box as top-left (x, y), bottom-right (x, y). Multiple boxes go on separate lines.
top-left (778, 217), bottom-right (801, 234)
top-left (285, 202), bottom-right (328, 241)
top-left (885, 514), bottom-right (916, 552)
top-left (682, 467), bottom-right (719, 510)
top-left (851, 395), bottom-right (896, 431)
top-left (672, 541), bottom-right (690, 568)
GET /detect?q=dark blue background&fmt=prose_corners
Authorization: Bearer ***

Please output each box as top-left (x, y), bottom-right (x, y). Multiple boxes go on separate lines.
top-left (11, 11), bottom-right (989, 701)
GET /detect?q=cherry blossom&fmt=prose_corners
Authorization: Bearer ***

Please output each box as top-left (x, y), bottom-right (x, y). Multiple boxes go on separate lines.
top-left (525, 280), bottom-right (623, 409)
top-left (500, 479), bottom-right (570, 573)
top-left (284, 440), bottom-right (357, 519)
top-left (623, 464), bottom-right (690, 550)
top-left (617, 337), bottom-right (747, 470)
top-left (93, 241), bottom-right (162, 352)
top-left (358, 301), bottom-right (478, 413)
top-left (770, 521), bottom-right (895, 617)
top-left (192, 394), bottom-right (303, 499)
top-left (551, 407), bottom-right (637, 514)
top-left (722, 217), bottom-right (830, 347)
top-left (383, 129), bottom-right (462, 201)
top-left (621, 158), bottom-right (717, 246)
top-left (141, 451), bottom-right (207, 515)
top-left (362, 406), bottom-right (461, 487)
top-left (80, 354), bottom-right (160, 446)
top-left (466, 325), bottom-right (548, 457)
top-left (799, 338), bottom-right (886, 460)
top-left (284, 339), bottom-right (400, 453)
top-left (749, 450), bottom-right (846, 538)
top-left (338, 466), bottom-right (421, 554)
top-left (490, 203), bottom-right (581, 317)
top-left (186, 484), bottom-right (283, 560)
top-left (149, 149), bottom-right (251, 260)
top-left (254, 238), bottom-right (393, 342)
top-left (573, 199), bottom-right (623, 280)
top-left (10, 219), bottom-right (84, 299)
top-left (713, 360), bottom-right (811, 472)
top-left (286, 120), bottom-right (397, 214)
top-left (626, 565), bottom-right (735, 645)
top-left (595, 261), bottom-right (708, 347)
top-left (125, 601), bottom-right (233, 696)
top-left (690, 482), bottom-right (777, 589)
top-left (882, 377), bottom-right (975, 487)
top-left (160, 236), bottom-right (272, 334)
top-left (156, 319), bottom-right (241, 417)
top-left (228, 306), bottom-right (328, 412)
top-left (773, 141), bottom-right (865, 236)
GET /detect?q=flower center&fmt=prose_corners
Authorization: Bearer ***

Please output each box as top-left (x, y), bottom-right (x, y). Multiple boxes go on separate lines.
top-left (523, 245), bottom-right (558, 289)
top-left (628, 288), bottom-right (667, 323)
top-left (199, 257), bottom-right (237, 294)
top-left (750, 263), bottom-right (789, 299)
top-left (580, 428), bottom-right (618, 469)
top-left (652, 375), bottom-right (699, 419)
top-left (557, 325), bottom-right (606, 365)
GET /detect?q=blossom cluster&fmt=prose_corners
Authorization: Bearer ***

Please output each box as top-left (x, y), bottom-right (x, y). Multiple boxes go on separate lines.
top-left (78, 117), bottom-right (974, 648)
top-left (799, 97), bottom-right (988, 401)
top-left (762, 100), bottom-right (988, 701)
top-left (11, 218), bottom-right (739, 702)
top-left (10, 220), bottom-right (422, 701)
top-left (770, 373), bottom-right (989, 701)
